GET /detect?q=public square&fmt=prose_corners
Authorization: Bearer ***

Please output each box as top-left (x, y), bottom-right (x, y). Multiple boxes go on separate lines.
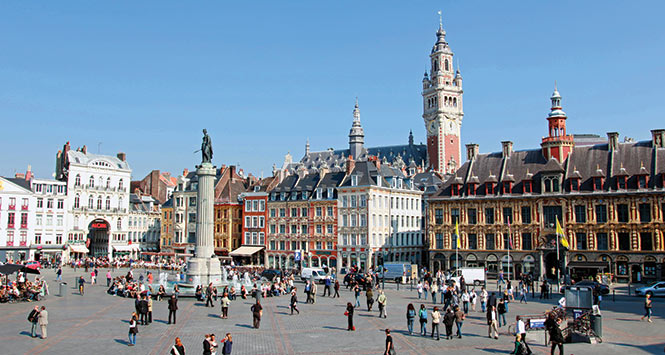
top-left (0, 267), bottom-right (662, 355)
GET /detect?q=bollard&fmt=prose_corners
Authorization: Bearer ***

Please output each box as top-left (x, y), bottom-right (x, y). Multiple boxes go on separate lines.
top-left (628, 283), bottom-right (631, 296)
top-left (612, 289), bottom-right (615, 302)
top-left (397, 281), bottom-right (400, 291)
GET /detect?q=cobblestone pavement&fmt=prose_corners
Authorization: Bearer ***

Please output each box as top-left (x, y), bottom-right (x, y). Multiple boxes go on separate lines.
top-left (0, 268), bottom-right (662, 354)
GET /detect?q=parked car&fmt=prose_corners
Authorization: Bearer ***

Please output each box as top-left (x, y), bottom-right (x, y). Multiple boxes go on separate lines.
top-left (560, 280), bottom-right (610, 295)
top-left (635, 281), bottom-right (665, 297)
top-left (24, 261), bottom-right (41, 270)
top-left (450, 267), bottom-right (486, 286)
top-left (300, 267), bottom-right (327, 283)
top-left (377, 263), bottom-right (410, 283)
top-left (260, 269), bottom-right (282, 281)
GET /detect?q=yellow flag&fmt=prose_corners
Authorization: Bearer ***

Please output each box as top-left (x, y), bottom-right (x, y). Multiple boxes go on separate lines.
top-left (455, 221), bottom-right (461, 249)
top-left (556, 216), bottom-right (569, 248)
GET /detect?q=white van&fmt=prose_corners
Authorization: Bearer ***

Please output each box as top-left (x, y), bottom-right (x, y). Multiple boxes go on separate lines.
top-left (450, 267), bottom-right (486, 286)
top-left (300, 267), bottom-right (327, 283)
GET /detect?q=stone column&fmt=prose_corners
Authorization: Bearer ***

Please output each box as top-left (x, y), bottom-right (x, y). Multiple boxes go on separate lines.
top-left (185, 162), bottom-right (222, 286)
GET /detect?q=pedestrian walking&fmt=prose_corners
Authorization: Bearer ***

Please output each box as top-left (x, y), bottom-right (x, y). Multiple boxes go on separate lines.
top-left (418, 304), bottom-right (428, 336)
top-left (333, 279), bottom-right (340, 298)
top-left (78, 276), bottom-right (85, 295)
top-left (345, 302), bottom-right (355, 331)
top-left (377, 290), bottom-right (387, 318)
top-left (91, 270), bottom-right (96, 285)
top-left (454, 305), bottom-right (465, 338)
top-left (384, 329), bottom-right (395, 355)
top-left (56, 267), bottom-right (62, 282)
top-left (251, 300), bottom-right (263, 329)
top-left (209, 334), bottom-right (219, 355)
top-left (170, 337), bottom-right (185, 355)
top-left (641, 293), bottom-right (653, 322)
top-left (290, 289), bottom-right (300, 315)
top-left (519, 283), bottom-right (528, 304)
top-left (498, 298), bottom-right (507, 327)
top-left (546, 312), bottom-right (564, 355)
top-left (220, 333), bottom-right (233, 355)
top-left (168, 294), bottom-right (178, 324)
top-left (206, 283), bottom-right (215, 307)
top-left (462, 289), bottom-right (470, 314)
top-left (28, 306), bottom-right (40, 338)
top-left (515, 316), bottom-right (532, 354)
top-left (487, 305), bottom-right (498, 339)
top-left (443, 307), bottom-right (455, 340)
top-left (431, 306), bottom-right (441, 340)
top-left (38, 306), bottom-right (48, 339)
top-left (106, 270), bottom-right (112, 287)
top-left (470, 289), bottom-right (477, 312)
top-left (431, 281), bottom-right (438, 304)
top-left (323, 276), bottom-right (331, 297)
top-left (417, 281), bottom-right (423, 299)
top-left (147, 296), bottom-right (153, 324)
top-left (366, 287), bottom-right (374, 311)
top-left (406, 303), bottom-right (416, 335)
top-left (128, 312), bottom-right (138, 346)
top-left (221, 292), bottom-right (230, 319)
top-left (354, 284), bottom-right (361, 307)
top-left (139, 295), bottom-right (149, 325)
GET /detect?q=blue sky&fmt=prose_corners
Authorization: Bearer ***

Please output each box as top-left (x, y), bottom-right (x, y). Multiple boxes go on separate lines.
top-left (2, 1), bottom-right (664, 180)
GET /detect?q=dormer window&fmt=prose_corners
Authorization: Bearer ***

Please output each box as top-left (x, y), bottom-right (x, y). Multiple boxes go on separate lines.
top-left (593, 178), bottom-right (603, 191)
top-left (316, 188), bottom-right (323, 199)
top-left (524, 180), bottom-right (532, 193)
top-left (570, 178), bottom-right (580, 191)
top-left (452, 184), bottom-right (459, 196)
top-left (638, 175), bottom-right (648, 189)
top-left (280, 192), bottom-right (286, 201)
top-left (503, 182), bottom-right (512, 194)
top-left (351, 175), bottom-right (358, 187)
top-left (327, 188), bottom-right (334, 199)
top-left (302, 191), bottom-right (309, 200)
top-left (291, 192), bottom-right (298, 201)
top-left (617, 177), bottom-right (627, 190)
top-left (468, 184), bottom-right (476, 196)
top-left (543, 176), bottom-right (560, 193)
top-left (486, 183), bottom-right (495, 195)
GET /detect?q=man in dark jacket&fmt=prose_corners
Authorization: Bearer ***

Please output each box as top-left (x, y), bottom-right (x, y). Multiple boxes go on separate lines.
top-left (205, 283), bottom-right (214, 307)
top-left (250, 300), bottom-right (262, 329)
top-left (203, 334), bottom-right (212, 355)
top-left (168, 295), bottom-right (178, 324)
top-left (28, 306), bottom-right (40, 338)
top-left (139, 296), bottom-right (149, 325)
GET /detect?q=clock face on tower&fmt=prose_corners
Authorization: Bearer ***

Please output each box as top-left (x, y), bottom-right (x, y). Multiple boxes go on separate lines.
top-left (427, 120), bottom-right (439, 135)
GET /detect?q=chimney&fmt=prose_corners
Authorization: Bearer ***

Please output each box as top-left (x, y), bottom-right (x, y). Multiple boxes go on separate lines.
top-left (230, 165), bottom-right (236, 177)
top-left (15, 172), bottom-right (25, 179)
top-left (651, 129), bottom-right (665, 148)
top-left (183, 168), bottom-right (189, 177)
top-left (346, 155), bottom-right (355, 175)
top-left (607, 132), bottom-right (619, 152)
top-left (375, 156), bottom-right (381, 171)
top-left (81, 145), bottom-right (87, 154)
top-left (466, 143), bottom-right (479, 161)
top-left (117, 152), bottom-right (126, 161)
top-left (501, 141), bottom-right (513, 159)
top-left (25, 165), bottom-right (33, 181)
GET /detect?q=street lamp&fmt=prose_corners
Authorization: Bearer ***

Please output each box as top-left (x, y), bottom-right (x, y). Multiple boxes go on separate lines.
top-left (382, 251), bottom-right (387, 290)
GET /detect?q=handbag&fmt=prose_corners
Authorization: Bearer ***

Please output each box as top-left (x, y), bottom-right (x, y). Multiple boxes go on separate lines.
top-left (344, 311), bottom-right (349, 316)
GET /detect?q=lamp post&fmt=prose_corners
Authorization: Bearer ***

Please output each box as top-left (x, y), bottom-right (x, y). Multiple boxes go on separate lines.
top-left (382, 251), bottom-right (387, 290)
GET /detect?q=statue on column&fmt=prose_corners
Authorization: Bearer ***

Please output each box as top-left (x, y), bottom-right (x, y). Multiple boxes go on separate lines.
top-left (201, 129), bottom-right (213, 164)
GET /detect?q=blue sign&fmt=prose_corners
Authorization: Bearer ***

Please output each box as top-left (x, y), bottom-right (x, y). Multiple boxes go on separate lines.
top-left (529, 318), bottom-right (546, 330)
top-left (295, 251), bottom-right (301, 262)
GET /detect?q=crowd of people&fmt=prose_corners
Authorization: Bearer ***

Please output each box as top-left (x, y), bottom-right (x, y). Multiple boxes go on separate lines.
top-left (0, 272), bottom-right (48, 303)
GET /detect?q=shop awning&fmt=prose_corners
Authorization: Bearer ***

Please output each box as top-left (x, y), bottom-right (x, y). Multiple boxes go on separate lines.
top-left (113, 245), bottom-right (140, 252)
top-left (68, 244), bottom-right (89, 253)
top-left (229, 246), bottom-right (264, 257)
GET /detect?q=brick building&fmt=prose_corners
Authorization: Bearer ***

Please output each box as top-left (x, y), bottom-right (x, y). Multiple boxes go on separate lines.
top-left (130, 170), bottom-right (176, 205)
top-left (428, 88), bottom-right (665, 284)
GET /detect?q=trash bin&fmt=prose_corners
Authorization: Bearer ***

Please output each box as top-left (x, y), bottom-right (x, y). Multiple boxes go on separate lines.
top-left (590, 314), bottom-right (602, 338)
top-left (59, 282), bottom-right (67, 297)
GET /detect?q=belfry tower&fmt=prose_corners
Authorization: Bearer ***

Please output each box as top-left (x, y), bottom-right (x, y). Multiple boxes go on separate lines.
top-left (422, 13), bottom-right (463, 174)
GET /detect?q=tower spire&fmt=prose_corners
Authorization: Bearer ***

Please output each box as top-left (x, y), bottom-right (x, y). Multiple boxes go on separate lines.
top-left (305, 138), bottom-right (310, 155)
top-left (349, 98), bottom-right (365, 160)
top-left (438, 10), bottom-right (443, 30)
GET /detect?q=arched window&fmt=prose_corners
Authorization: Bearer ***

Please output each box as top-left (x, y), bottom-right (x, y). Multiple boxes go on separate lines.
top-left (118, 179), bottom-right (124, 191)
top-left (88, 196), bottom-right (94, 209)
top-left (74, 194), bottom-right (80, 209)
top-left (106, 177), bottom-right (111, 188)
top-left (453, 98), bottom-right (457, 107)
top-left (97, 196), bottom-right (102, 210)
top-left (98, 176), bottom-right (103, 187)
top-left (105, 197), bottom-right (111, 210)
top-left (444, 59), bottom-right (449, 71)
top-left (75, 174), bottom-right (81, 186)
top-left (433, 60), bottom-right (438, 72)
top-left (117, 218), bottom-right (122, 230)
top-left (89, 176), bottom-right (95, 187)
top-left (118, 197), bottom-right (123, 209)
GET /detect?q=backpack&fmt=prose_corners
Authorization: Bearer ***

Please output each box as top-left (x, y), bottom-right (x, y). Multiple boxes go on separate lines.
top-left (419, 309), bottom-right (428, 321)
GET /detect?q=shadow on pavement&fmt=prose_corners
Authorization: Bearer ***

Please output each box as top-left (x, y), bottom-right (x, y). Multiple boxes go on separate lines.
top-left (235, 323), bottom-right (254, 329)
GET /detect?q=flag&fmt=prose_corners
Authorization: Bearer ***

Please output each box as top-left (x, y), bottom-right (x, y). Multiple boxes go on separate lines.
top-left (556, 216), bottom-right (569, 248)
top-left (455, 221), bottom-right (461, 249)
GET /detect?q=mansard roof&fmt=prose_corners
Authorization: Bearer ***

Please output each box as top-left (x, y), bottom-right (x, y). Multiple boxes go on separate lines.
top-left (432, 136), bottom-right (665, 199)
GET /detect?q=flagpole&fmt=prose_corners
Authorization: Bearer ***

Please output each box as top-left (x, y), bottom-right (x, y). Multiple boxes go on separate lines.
top-left (507, 224), bottom-right (511, 281)
top-left (556, 217), bottom-right (560, 293)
